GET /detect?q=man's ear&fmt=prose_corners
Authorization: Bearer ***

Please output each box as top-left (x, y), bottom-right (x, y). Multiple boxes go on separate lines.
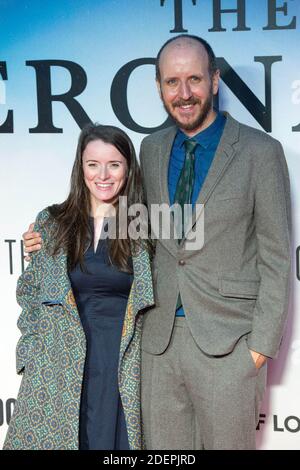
top-left (212, 69), bottom-right (220, 96)
top-left (156, 79), bottom-right (162, 99)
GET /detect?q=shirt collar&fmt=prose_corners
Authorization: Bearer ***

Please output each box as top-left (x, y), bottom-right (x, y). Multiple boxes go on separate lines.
top-left (177, 111), bottom-right (225, 149)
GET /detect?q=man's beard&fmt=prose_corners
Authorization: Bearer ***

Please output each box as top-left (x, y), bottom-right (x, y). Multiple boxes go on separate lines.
top-left (162, 85), bottom-right (213, 133)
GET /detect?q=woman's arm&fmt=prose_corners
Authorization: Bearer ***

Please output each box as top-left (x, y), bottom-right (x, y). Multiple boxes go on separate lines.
top-left (16, 210), bottom-right (48, 374)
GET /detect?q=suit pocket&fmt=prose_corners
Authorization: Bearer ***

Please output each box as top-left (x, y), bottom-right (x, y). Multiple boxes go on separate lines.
top-left (39, 302), bottom-right (65, 335)
top-left (213, 192), bottom-right (245, 201)
top-left (41, 300), bottom-right (63, 306)
top-left (208, 193), bottom-right (251, 222)
top-left (219, 278), bottom-right (260, 300)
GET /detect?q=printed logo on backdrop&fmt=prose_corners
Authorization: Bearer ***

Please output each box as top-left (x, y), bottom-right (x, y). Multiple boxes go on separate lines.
top-left (4, 239), bottom-right (25, 275)
top-left (3, 403), bottom-right (300, 433)
top-left (257, 413), bottom-right (300, 433)
top-left (0, 0), bottom-right (298, 134)
top-left (0, 399), bottom-right (16, 427)
top-left (159, 0), bottom-right (296, 34)
top-left (296, 246), bottom-right (300, 282)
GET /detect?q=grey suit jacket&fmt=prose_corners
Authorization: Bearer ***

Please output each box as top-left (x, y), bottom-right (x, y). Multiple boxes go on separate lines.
top-left (139, 113), bottom-right (291, 358)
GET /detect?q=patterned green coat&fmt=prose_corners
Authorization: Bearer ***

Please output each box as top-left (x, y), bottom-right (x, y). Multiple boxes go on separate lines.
top-left (3, 209), bottom-right (154, 450)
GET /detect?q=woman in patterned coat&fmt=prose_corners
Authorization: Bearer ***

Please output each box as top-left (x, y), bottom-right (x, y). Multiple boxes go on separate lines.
top-left (3, 124), bottom-right (154, 450)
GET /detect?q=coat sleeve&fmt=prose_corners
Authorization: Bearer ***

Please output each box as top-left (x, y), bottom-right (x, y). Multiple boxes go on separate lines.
top-left (247, 139), bottom-right (291, 358)
top-left (15, 210), bottom-right (48, 374)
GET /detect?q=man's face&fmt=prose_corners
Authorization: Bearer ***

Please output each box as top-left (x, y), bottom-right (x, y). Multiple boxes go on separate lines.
top-left (157, 40), bottom-right (219, 136)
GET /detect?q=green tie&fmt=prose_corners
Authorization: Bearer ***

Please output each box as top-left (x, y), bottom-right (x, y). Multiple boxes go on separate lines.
top-left (174, 139), bottom-right (198, 241)
top-left (174, 138), bottom-right (198, 310)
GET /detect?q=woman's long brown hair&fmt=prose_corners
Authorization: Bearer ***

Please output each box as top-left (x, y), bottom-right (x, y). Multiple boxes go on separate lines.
top-left (47, 123), bottom-right (150, 273)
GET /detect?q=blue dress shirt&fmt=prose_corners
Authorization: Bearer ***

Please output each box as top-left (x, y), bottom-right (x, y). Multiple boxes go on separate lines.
top-left (168, 111), bottom-right (226, 316)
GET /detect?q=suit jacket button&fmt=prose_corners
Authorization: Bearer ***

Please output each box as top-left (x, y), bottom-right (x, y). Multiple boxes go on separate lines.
top-left (178, 259), bottom-right (185, 266)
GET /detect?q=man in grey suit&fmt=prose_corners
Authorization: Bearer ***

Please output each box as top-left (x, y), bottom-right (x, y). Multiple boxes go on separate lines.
top-left (24, 34), bottom-right (291, 450)
top-left (139, 35), bottom-right (291, 450)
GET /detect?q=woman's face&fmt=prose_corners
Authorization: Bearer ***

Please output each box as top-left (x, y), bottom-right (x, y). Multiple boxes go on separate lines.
top-left (82, 139), bottom-right (128, 211)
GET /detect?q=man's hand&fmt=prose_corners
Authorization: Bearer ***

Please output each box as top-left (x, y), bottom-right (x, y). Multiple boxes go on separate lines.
top-left (249, 349), bottom-right (267, 369)
top-left (23, 223), bottom-right (42, 261)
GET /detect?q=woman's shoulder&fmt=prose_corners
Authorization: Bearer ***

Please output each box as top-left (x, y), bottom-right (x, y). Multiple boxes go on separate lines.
top-left (35, 207), bottom-right (50, 224)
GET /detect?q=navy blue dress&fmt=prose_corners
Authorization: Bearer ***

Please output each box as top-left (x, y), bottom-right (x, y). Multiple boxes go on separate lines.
top-left (68, 221), bottom-right (133, 450)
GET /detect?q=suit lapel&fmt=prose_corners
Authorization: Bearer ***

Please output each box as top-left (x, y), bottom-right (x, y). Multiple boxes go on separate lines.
top-left (183, 113), bottom-right (240, 243)
top-left (158, 126), bottom-right (177, 207)
top-left (156, 126), bottom-right (179, 255)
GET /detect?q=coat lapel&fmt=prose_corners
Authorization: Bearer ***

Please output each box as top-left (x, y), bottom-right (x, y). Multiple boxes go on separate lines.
top-left (41, 220), bottom-right (155, 330)
top-left (131, 248), bottom-right (155, 313)
top-left (183, 113), bottom-right (240, 243)
top-left (157, 126), bottom-right (179, 255)
top-left (119, 247), bottom-right (154, 361)
top-left (158, 126), bottom-right (177, 207)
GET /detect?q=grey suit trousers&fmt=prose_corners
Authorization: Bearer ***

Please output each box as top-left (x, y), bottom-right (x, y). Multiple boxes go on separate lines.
top-left (141, 318), bottom-right (267, 450)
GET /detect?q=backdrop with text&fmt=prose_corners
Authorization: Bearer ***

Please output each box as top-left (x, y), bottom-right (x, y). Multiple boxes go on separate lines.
top-left (0, 0), bottom-right (299, 449)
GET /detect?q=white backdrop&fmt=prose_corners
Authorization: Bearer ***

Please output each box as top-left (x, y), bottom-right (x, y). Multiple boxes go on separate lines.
top-left (0, 0), bottom-right (299, 449)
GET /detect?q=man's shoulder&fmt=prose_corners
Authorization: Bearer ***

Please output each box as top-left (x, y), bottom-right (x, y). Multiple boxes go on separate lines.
top-left (242, 124), bottom-right (278, 145)
top-left (227, 114), bottom-right (280, 147)
top-left (141, 125), bottom-right (177, 147)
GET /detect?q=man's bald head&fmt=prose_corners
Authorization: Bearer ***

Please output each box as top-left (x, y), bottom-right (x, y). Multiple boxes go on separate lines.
top-left (156, 35), bottom-right (218, 83)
